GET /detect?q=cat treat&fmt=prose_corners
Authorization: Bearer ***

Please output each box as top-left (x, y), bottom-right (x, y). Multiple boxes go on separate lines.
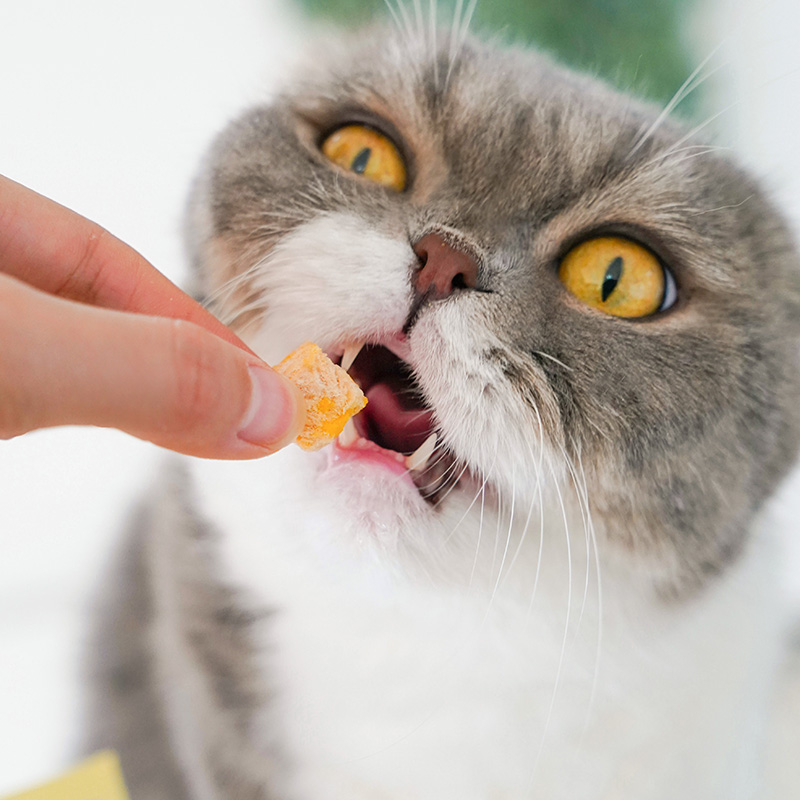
top-left (274, 341), bottom-right (367, 451)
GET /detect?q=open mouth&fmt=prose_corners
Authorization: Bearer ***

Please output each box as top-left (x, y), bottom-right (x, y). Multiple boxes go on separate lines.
top-left (334, 342), bottom-right (460, 503)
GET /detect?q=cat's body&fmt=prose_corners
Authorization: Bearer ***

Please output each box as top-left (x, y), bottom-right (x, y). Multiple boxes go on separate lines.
top-left (87, 456), bottom-right (786, 800)
top-left (85, 26), bottom-right (800, 800)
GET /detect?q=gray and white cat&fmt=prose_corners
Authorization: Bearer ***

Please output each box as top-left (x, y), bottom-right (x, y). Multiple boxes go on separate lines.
top-left (85, 23), bottom-right (800, 800)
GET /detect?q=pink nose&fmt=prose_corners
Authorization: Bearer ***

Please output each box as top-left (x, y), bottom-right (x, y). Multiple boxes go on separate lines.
top-left (412, 233), bottom-right (479, 300)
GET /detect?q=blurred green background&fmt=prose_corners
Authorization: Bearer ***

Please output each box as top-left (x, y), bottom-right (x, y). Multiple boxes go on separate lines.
top-left (294, 0), bottom-right (698, 114)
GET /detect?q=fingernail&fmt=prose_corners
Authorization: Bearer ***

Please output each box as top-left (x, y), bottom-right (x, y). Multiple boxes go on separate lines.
top-left (238, 366), bottom-right (306, 450)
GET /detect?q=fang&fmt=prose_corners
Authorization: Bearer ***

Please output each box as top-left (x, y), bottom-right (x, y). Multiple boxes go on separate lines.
top-left (341, 342), bottom-right (365, 372)
top-left (405, 432), bottom-right (438, 472)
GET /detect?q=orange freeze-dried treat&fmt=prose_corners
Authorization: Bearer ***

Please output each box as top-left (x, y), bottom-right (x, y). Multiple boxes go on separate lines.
top-left (274, 342), bottom-right (367, 451)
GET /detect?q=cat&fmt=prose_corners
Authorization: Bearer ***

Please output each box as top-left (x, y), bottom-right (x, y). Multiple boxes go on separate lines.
top-left (84, 22), bottom-right (800, 800)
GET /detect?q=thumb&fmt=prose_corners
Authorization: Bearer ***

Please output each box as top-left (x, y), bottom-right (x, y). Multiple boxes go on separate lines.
top-left (0, 274), bottom-right (305, 458)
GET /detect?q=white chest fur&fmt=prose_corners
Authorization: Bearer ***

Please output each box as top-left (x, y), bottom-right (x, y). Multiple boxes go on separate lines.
top-left (187, 451), bottom-right (781, 800)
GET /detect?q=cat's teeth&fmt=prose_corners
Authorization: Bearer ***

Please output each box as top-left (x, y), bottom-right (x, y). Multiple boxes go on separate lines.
top-left (340, 342), bottom-right (364, 372)
top-left (338, 417), bottom-right (358, 447)
top-left (405, 432), bottom-right (438, 472)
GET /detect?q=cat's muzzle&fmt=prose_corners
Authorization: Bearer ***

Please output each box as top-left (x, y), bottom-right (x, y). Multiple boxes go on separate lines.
top-left (339, 343), bottom-right (460, 503)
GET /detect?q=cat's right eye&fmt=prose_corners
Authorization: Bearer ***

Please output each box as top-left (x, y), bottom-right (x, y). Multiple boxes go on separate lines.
top-left (559, 236), bottom-right (677, 318)
top-left (320, 124), bottom-right (407, 192)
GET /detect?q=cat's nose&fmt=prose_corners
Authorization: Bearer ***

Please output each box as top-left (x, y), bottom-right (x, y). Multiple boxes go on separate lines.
top-left (412, 233), bottom-right (479, 300)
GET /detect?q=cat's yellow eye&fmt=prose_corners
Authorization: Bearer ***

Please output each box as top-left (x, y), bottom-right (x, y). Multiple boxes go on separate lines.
top-left (321, 124), bottom-right (407, 192)
top-left (559, 236), bottom-right (673, 318)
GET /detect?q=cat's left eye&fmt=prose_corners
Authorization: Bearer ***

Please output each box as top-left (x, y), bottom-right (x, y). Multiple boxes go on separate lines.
top-left (559, 236), bottom-right (677, 318)
top-left (320, 124), bottom-right (407, 192)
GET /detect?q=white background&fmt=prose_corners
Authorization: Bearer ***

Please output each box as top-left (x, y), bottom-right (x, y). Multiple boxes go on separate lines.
top-left (0, 0), bottom-right (799, 792)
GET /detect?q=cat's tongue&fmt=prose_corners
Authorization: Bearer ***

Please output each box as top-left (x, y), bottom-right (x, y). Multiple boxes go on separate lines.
top-left (358, 382), bottom-right (434, 455)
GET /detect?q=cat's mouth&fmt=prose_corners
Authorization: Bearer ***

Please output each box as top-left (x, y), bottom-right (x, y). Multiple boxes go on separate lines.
top-left (332, 342), bottom-right (460, 502)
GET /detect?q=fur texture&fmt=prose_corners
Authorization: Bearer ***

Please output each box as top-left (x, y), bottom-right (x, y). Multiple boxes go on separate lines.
top-left (85, 26), bottom-right (800, 799)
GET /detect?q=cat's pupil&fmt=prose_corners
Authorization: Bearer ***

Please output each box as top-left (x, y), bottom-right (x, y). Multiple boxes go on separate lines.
top-left (601, 256), bottom-right (624, 302)
top-left (351, 147), bottom-right (372, 174)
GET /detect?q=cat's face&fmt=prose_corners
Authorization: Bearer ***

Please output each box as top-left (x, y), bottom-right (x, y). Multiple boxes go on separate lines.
top-left (189, 28), bottom-right (800, 595)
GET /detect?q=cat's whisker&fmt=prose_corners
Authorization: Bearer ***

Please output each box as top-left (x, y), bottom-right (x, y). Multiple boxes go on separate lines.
top-left (411, 0), bottom-right (424, 42)
top-left (574, 453), bottom-right (604, 773)
top-left (251, 208), bottom-right (304, 220)
top-left (202, 262), bottom-right (264, 311)
top-left (216, 292), bottom-right (266, 321)
top-left (553, 448), bottom-right (599, 795)
top-left (690, 194), bottom-right (755, 217)
top-left (579, 409), bottom-right (614, 446)
top-left (409, 438), bottom-right (451, 477)
top-left (417, 448), bottom-right (451, 479)
top-left (378, 426), bottom-right (453, 494)
top-left (629, 40), bottom-right (729, 158)
top-left (654, 100), bottom-right (740, 163)
top-left (234, 312), bottom-right (269, 341)
top-left (294, 190), bottom-right (330, 210)
top-left (426, 457), bottom-right (470, 502)
top-left (442, 464), bottom-right (490, 546)
top-left (503, 462), bottom-right (542, 583)
top-left (487, 460), bottom-right (516, 609)
top-left (425, 450), bottom-right (460, 490)
top-left (532, 349), bottom-right (573, 372)
top-left (217, 296), bottom-right (268, 329)
top-left (469, 446), bottom-right (498, 588)
top-left (457, 0), bottom-right (478, 47)
top-left (445, 0), bottom-right (477, 90)
top-left (640, 143), bottom-right (730, 171)
top-left (629, 19), bottom-right (800, 167)
top-left (484, 483), bottom-right (506, 610)
top-left (470, 474), bottom-right (488, 584)
top-left (251, 208), bottom-right (309, 224)
top-left (428, 456), bottom-right (466, 496)
top-left (561, 446), bottom-right (592, 656)
top-left (428, 0), bottom-right (439, 89)
top-left (469, 468), bottom-right (489, 588)
top-left (503, 404), bottom-right (547, 585)
top-left (525, 437), bottom-right (547, 623)
top-left (646, 148), bottom-right (731, 175)
top-left (381, 0), bottom-right (406, 40)
top-left (400, 446), bottom-right (452, 493)
top-left (528, 455), bottom-right (573, 790)
top-left (445, 0), bottom-right (465, 89)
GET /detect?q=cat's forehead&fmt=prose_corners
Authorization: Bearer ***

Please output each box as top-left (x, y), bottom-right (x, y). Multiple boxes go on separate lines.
top-left (294, 32), bottom-right (625, 119)
top-left (285, 31), bottom-right (708, 226)
top-left (288, 31), bottom-right (662, 178)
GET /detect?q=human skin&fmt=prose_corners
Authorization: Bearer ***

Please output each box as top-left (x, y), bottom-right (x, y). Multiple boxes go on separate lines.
top-left (0, 175), bottom-right (305, 459)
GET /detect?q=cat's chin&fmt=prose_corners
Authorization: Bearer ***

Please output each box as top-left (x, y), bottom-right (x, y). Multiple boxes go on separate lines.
top-left (310, 446), bottom-right (436, 546)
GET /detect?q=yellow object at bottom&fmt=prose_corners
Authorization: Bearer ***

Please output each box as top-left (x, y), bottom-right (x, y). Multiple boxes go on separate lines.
top-left (4, 752), bottom-right (129, 800)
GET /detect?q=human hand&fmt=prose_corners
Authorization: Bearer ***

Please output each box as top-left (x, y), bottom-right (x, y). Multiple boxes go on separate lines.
top-left (0, 175), bottom-right (305, 458)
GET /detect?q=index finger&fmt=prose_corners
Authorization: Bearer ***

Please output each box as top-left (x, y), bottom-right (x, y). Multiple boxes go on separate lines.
top-left (0, 174), bottom-right (251, 354)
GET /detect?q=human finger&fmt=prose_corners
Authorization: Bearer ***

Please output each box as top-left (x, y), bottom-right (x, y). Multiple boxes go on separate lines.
top-left (0, 174), bottom-right (248, 352)
top-left (0, 274), bottom-right (305, 458)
